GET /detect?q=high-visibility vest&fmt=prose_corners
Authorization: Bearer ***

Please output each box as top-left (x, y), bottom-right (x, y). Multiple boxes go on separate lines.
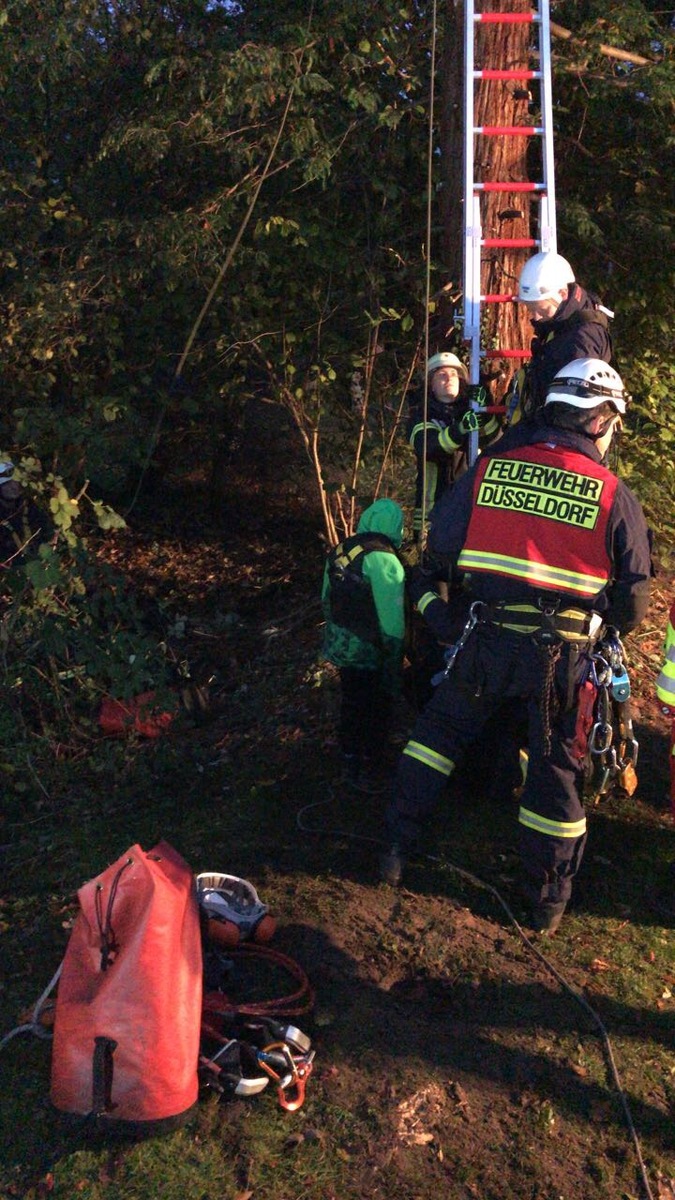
top-left (656, 601), bottom-right (675, 709)
top-left (458, 443), bottom-right (618, 599)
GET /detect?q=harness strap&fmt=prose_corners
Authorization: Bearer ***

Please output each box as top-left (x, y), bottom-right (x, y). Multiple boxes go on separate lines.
top-left (479, 602), bottom-right (602, 644)
top-left (332, 541), bottom-right (365, 570)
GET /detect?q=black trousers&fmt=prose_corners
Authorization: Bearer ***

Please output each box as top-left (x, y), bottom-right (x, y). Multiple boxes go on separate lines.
top-left (385, 624), bottom-right (588, 909)
top-left (339, 667), bottom-right (391, 761)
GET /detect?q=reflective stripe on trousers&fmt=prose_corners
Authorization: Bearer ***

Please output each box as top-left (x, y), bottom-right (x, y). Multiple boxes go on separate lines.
top-left (386, 624), bottom-right (589, 908)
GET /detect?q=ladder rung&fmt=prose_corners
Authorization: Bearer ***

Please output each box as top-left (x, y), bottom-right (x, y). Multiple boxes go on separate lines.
top-left (476, 182), bottom-right (544, 192)
top-left (476, 125), bottom-right (543, 136)
top-left (474, 12), bottom-right (538, 23)
top-left (464, 1), bottom-right (555, 409)
top-left (475, 70), bottom-right (540, 80)
top-left (482, 237), bottom-right (537, 247)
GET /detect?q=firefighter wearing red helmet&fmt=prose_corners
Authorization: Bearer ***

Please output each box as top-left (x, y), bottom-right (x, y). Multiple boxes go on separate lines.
top-left (381, 358), bottom-right (652, 935)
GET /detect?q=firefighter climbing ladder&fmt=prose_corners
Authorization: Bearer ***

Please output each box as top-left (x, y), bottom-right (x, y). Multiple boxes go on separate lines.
top-left (463, 0), bottom-right (557, 462)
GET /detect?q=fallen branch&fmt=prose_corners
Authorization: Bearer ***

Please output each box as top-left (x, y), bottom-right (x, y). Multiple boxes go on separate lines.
top-left (550, 21), bottom-right (656, 68)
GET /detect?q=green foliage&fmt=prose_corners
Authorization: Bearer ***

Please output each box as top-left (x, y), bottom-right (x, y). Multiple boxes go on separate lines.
top-left (0, 457), bottom-right (173, 749)
top-left (0, 0), bottom-right (429, 487)
top-left (0, 0), bottom-right (673, 736)
top-left (1, 540), bottom-right (176, 745)
top-left (534, 1), bottom-right (675, 535)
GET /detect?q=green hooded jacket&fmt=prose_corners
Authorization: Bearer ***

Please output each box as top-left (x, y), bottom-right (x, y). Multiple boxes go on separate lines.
top-left (321, 499), bottom-right (406, 688)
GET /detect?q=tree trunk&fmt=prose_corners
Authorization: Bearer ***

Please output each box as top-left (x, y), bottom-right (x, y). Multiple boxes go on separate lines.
top-left (437, 0), bottom-right (534, 398)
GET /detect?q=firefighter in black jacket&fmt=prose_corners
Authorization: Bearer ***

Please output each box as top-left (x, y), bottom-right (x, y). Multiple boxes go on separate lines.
top-left (380, 359), bottom-right (652, 934)
top-left (408, 352), bottom-right (499, 545)
top-left (506, 252), bottom-right (613, 427)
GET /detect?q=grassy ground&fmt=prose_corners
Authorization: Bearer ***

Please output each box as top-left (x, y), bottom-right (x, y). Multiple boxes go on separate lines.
top-left (1, 450), bottom-right (674, 1200)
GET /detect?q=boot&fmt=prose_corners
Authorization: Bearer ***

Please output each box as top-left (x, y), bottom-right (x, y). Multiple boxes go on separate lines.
top-left (380, 844), bottom-right (407, 887)
top-left (530, 900), bottom-right (567, 935)
top-left (342, 753), bottom-right (387, 795)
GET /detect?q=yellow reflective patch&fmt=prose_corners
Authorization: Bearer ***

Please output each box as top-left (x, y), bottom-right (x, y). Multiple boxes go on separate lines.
top-left (476, 458), bottom-right (604, 530)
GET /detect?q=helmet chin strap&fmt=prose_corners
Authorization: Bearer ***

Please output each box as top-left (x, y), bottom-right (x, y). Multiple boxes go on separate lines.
top-left (607, 423), bottom-right (623, 470)
top-left (589, 414), bottom-right (622, 468)
top-left (587, 408), bottom-right (622, 441)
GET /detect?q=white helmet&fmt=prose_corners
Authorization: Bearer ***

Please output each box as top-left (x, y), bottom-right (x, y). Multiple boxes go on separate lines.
top-left (0, 460), bottom-right (15, 482)
top-left (426, 352), bottom-right (468, 381)
top-left (545, 358), bottom-right (627, 413)
top-left (518, 252), bottom-right (575, 302)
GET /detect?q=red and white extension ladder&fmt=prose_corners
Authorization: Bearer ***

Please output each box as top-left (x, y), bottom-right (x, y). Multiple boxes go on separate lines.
top-left (463, 0), bottom-right (557, 459)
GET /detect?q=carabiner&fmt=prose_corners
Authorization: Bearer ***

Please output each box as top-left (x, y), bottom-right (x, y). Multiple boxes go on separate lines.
top-left (589, 721), bottom-right (613, 755)
top-left (277, 1055), bottom-right (314, 1112)
top-left (433, 600), bottom-right (481, 686)
top-left (603, 744), bottom-right (618, 776)
top-left (256, 1041), bottom-right (296, 1084)
top-left (618, 737), bottom-right (639, 770)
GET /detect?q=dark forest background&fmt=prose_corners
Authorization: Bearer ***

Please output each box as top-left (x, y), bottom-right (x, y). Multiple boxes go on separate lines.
top-left (0, 0), bottom-right (673, 738)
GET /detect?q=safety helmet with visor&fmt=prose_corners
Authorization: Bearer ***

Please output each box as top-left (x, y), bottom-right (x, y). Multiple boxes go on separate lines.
top-left (545, 358), bottom-right (627, 414)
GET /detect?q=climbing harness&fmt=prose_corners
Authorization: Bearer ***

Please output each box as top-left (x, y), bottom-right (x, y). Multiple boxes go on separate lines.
top-left (199, 1014), bottom-right (315, 1110)
top-left (199, 945), bottom-right (315, 1111)
top-left (478, 600), bottom-right (604, 645)
top-left (195, 867), bottom-right (314, 1110)
top-left (430, 597), bottom-right (604, 689)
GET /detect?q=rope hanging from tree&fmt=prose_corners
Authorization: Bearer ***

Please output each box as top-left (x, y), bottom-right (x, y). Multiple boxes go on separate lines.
top-left (419, 0), bottom-right (439, 555)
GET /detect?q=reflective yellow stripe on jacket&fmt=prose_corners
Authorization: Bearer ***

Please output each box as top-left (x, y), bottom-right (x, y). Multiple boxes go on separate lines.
top-left (457, 548), bottom-right (608, 597)
top-left (438, 426), bottom-right (462, 453)
top-left (416, 591), bottom-right (440, 616)
top-left (412, 463), bottom-right (440, 534)
top-left (409, 421), bottom-right (462, 454)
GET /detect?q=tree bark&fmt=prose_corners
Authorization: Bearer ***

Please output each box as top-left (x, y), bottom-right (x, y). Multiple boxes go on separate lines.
top-left (438, 0), bottom-right (534, 397)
